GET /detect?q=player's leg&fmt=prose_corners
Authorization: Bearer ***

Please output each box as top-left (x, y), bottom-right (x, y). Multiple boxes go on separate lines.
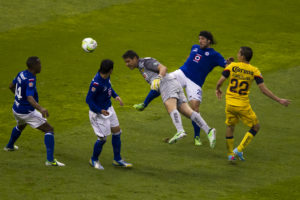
top-left (111, 126), bottom-right (132, 168)
top-left (225, 104), bottom-right (239, 161)
top-left (178, 102), bottom-right (216, 148)
top-left (4, 124), bottom-right (27, 151)
top-left (37, 122), bottom-right (64, 166)
top-left (109, 107), bottom-right (132, 168)
top-left (89, 110), bottom-right (108, 170)
top-left (233, 106), bottom-right (259, 161)
top-left (164, 98), bottom-right (185, 134)
top-left (189, 100), bottom-right (202, 145)
top-left (226, 126), bottom-right (236, 161)
top-left (164, 98), bottom-right (187, 144)
top-left (185, 77), bottom-right (203, 145)
top-left (5, 110), bottom-right (29, 151)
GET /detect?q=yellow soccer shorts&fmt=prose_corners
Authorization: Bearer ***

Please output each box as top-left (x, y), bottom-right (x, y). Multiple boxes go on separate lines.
top-left (225, 104), bottom-right (259, 127)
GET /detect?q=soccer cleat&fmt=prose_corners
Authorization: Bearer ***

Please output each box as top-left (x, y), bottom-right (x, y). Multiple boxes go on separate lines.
top-left (207, 128), bottom-right (216, 148)
top-left (168, 131), bottom-right (187, 144)
top-left (89, 159), bottom-right (104, 170)
top-left (233, 148), bottom-right (245, 161)
top-left (133, 103), bottom-right (145, 111)
top-left (113, 159), bottom-right (133, 168)
top-left (228, 155), bottom-right (236, 161)
top-left (194, 136), bottom-right (202, 146)
top-left (4, 145), bottom-right (19, 151)
top-left (45, 159), bottom-right (65, 167)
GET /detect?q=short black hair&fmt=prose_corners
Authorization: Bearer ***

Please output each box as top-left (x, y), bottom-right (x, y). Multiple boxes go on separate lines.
top-left (26, 56), bottom-right (40, 69)
top-left (99, 59), bottom-right (114, 74)
top-left (240, 46), bottom-right (253, 62)
top-left (199, 31), bottom-right (215, 45)
top-left (122, 50), bottom-right (139, 59)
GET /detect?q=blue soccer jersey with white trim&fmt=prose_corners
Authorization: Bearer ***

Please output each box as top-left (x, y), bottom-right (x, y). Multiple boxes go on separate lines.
top-left (180, 45), bottom-right (227, 87)
top-left (86, 72), bottom-right (118, 113)
top-left (12, 70), bottom-right (39, 114)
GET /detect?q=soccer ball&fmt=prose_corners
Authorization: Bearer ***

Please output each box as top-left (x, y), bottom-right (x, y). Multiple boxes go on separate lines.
top-left (82, 38), bottom-right (97, 52)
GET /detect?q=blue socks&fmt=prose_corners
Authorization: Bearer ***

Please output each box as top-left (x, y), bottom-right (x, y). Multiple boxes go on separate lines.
top-left (192, 121), bottom-right (201, 138)
top-left (44, 133), bottom-right (55, 162)
top-left (91, 139), bottom-right (106, 161)
top-left (112, 132), bottom-right (122, 161)
top-left (6, 126), bottom-right (22, 148)
top-left (144, 90), bottom-right (160, 107)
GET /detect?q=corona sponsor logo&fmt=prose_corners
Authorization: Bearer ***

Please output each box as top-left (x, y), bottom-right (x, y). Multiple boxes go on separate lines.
top-left (232, 66), bottom-right (253, 75)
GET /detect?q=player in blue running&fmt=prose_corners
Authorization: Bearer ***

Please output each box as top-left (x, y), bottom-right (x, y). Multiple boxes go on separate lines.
top-left (133, 31), bottom-right (233, 146)
top-left (4, 56), bottom-right (65, 166)
top-left (86, 59), bottom-right (132, 170)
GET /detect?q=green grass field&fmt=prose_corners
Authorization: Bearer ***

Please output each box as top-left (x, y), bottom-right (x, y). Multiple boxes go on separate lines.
top-left (0, 0), bottom-right (299, 199)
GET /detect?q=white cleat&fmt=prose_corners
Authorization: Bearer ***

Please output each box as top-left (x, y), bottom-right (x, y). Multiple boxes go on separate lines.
top-left (89, 159), bottom-right (104, 170)
top-left (45, 159), bottom-right (65, 167)
top-left (4, 145), bottom-right (19, 151)
top-left (168, 131), bottom-right (187, 144)
top-left (207, 128), bottom-right (216, 148)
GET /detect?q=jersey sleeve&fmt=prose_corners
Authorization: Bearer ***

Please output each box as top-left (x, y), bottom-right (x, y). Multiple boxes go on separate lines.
top-left (144, 59), bottom-right (160, 72)
top-left (111, 88), bottom-right (118, 98)
top-left (222, 64), bottom-right (231, 78)
top-left (26, 78), bottom-right (36, 97)
top-left (215, 52), bottom-right (227, 68)
top-left (254, 68), bottom-right (264, 84)
top-left (86, 81), bottom-right (102, 113)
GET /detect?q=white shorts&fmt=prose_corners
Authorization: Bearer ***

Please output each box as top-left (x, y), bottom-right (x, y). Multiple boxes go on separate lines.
top-left (170, 69), bottom-right (203, 102)
top-left (13, 109), bottom-right (47, 129)
top-left (89, 106), bottom-right (120, 138)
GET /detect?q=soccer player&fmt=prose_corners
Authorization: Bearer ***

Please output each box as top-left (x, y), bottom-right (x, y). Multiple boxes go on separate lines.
top-left (122, 50), bottom-right (216, 146)
top-left (215, 47), bottom-right (290, 161)
top-left (133, 31), bottom-right (233, 146)
top-left (86, 59), bottom-right (132, 170)
top-left (4, 56), bottom-right (65, 166)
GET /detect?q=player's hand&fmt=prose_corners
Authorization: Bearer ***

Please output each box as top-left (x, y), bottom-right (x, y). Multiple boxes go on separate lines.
top-left (101, 110), bottom-right (110, 116)
top-left (40, 107), bottom-right (49, 118)
top-left (133, 103), bottom-right (145, 111)
top-left (216, 89), bottom-right (223, 100)
top-left (151, 75), bottom-right (162, 91)
top-left (226, 57), bottom-right (234, 65)
top-left (279, 99), bottom-right (291, 107)
top-left (115, 96), bottom-right (124, 106)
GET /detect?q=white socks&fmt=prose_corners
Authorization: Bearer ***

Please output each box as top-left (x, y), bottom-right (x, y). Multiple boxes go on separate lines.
top-left (170, 110), bottom-right (184, 133)
top-left (190, 111), bottom-right (210, 134)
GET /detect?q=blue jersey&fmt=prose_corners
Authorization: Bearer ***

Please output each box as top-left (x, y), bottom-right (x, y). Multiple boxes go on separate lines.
top-left (86, 72), bottom-right (118, 113)
top-left (180, 45), bottom-right (227, 87)
top-left (12, 70), bottom-right (38, 114)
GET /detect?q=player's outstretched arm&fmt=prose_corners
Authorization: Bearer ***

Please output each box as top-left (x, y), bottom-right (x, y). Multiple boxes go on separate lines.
top-left (27, 96), bottom-right (49, 117)
top-left (258, 83), bottom-right (291, 106)
top-left (216, 76), bottom-right (227, 100)
top-left (9, 82), bottom-right (16, 94)
top-left (115, 96), bottom-right (124, 106)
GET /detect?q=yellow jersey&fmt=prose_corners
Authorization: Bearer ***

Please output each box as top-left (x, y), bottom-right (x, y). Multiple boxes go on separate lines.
top-left (222, 62), bottom-right (263, 106)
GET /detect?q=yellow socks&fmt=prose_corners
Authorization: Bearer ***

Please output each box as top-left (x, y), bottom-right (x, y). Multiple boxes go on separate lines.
top-left (226, 136), bottom-right (234, 156)
top-left (237, 131), bottom-right (255, 152)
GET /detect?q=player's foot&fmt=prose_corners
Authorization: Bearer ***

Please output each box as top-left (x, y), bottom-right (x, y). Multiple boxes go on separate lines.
top-left (4, 145), bottom-right (19, 151)
top-left (133, 103), bottom-right (145, 111)
top-left (194, 136), bottom-right (202, 146)
top-left (113, 159), bottom-right (133, 168)
top-left (45, 159), bottom-right (65, 166)
top-left (233, 148), bottom-right (245, 161)
top-left (207, 128), bottom-right (216, 148)
top-left (89, 159), bottom-right (104, 170)
top-left (228, 155), bottom-right (236, 161)
top-left (168, 131), bottom-right (187, 144)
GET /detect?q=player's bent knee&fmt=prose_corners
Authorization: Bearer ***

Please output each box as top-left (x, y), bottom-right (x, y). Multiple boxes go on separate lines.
top-left (252, 124), bottom-right (260, 132)
top-left (111, 126), bottom-right (121, 134)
